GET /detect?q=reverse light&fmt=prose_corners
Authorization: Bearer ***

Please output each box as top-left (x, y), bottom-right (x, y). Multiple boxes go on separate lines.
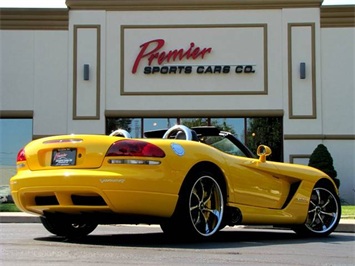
top-left (43, 138), bottom-right (83, 144)
top-left (106, 140), bottom-right (165, 158)
top-left (108, 159), bottom-right (161, 165)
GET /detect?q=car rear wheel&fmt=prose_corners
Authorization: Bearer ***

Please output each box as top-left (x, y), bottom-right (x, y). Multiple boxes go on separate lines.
top-left (293, 185), bottom-right (341, 237)
top-left (161, 171), bottom-right (224, 239)
top-left (40, 215), bottom-right (98, 238)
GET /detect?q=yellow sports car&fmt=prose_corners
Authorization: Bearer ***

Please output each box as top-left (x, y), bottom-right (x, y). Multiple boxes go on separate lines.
top-left (10, 125), bottom-right (341, 239)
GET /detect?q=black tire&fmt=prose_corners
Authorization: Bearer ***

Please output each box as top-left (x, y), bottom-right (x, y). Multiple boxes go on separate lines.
top-left (293, 185), bottom-right (341, 237)
top-left (161, 171), bottom-right (225, 239)
top-left (40, 215), bottom-right (98, 238)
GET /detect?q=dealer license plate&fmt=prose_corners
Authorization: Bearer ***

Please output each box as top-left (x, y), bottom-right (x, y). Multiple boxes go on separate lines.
top-left (51, 148), bottom-right (77, 166)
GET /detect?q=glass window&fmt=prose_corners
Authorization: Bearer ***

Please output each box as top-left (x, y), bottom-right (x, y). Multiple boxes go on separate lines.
top-left (203, 135), bottom-right (247, 157)
top-left (143, 118), bottom-right (177, 133)
top-left (180, 118), bottom-right (209, 127)
top-left (105, 116), bottom-right (282, 161)
top-left (246, 117), bottom-right (283, 162)
top-left (179, 118), bottom-right (245, 143)
top-left (211, 118), bottom-right (245, 143)
top-left (106, 118), bottom-right (178, 138)
top-left (106, 118), bottom-right (141, 137)
top-left (130, 118), bottom-right (142, 138)
top-left (0, 119), bottom-right (32, 185)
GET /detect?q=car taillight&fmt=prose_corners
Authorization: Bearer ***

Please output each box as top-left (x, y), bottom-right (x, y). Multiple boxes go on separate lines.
top-left (106, 140), bottom-right (165, 158)
top-left (17, 148), bottom-right (26, 162)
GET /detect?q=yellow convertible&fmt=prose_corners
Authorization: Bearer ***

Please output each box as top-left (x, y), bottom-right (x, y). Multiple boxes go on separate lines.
top-left (10, 125), bottom-right (341, 239)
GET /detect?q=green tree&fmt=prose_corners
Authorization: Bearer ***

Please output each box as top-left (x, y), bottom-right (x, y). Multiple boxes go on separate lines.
top-left (180, 118), bottom-right (209, 128)
top-left (246, 117), bottom-right (283, 162)
top-left (211, 118), bottom-right (236, 135)
top-left (181, 118), bottom-right (236, 135)
top-left (106, 118), bottom-right (132, 135)
top-left (308, 144), bottom-right (340, 188)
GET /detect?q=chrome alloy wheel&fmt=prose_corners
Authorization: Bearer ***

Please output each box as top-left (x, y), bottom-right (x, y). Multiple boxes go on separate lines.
top-left (189, 175), bottom-right (224, 237)
top-left (305, 187), bottom-right (340, 234)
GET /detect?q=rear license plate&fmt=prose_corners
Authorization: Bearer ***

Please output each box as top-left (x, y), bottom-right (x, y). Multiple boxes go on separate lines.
top-left (51, 148), bottom-right (77, 166)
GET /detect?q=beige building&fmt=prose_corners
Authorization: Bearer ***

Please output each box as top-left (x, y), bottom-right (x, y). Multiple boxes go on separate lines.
top-left (0, 0), bottom-right (354, 204)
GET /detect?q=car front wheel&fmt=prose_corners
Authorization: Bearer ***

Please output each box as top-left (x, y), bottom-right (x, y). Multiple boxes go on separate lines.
top-left (293, 185), bottom-right (341, 237)
top-left (40, 215), bottom-right (98, 238)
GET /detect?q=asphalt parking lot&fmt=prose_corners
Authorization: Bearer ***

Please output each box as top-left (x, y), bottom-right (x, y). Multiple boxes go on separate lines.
top-left (0, 211), bottom-right (354, 233)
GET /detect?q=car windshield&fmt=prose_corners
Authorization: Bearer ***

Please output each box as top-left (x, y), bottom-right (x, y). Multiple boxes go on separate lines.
top-left (201, 135), bottom-right (247, 157)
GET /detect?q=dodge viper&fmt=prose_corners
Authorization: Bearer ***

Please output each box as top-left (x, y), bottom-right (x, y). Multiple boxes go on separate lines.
top-left (10, 125), bottom-right (341, 239)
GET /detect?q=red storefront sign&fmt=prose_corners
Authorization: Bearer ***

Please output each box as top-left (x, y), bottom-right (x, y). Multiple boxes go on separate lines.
top-left (132, 39), bottom-right (212, 74)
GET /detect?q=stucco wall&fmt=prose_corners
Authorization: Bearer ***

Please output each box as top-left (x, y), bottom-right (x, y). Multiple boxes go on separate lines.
top-left (0, 30), bottom-right (68, 135)
top-left (0, 3), bottom-right (354, 203)
top-left (320, 27), bottom-right (355, 203)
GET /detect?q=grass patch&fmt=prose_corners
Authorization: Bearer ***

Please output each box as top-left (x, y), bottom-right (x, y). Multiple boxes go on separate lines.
top-left (341, 205), bottom-right (355, 219)
top-left (0, 203), bottom-right (20, 212)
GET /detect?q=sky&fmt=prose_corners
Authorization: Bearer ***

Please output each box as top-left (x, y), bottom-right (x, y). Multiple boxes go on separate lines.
top-left (0, 0), bottom-right (354, 8)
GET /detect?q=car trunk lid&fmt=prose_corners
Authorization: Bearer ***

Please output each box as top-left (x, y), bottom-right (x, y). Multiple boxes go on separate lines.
top-left (23, 135), bottom-right (117, 170)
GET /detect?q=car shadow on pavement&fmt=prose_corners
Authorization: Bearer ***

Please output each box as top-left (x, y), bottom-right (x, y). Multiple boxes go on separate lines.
top-left (34, 228), bottom-right (355, 249)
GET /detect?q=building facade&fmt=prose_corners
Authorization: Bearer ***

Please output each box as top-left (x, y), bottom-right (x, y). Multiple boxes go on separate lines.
top-left (0, 0), bottom-right (354, 204)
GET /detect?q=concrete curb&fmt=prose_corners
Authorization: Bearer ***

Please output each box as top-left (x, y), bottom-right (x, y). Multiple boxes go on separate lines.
top-left (0, 212), bottom-right (354, 233)
top-left (0, 212), bottom-right (40, 223)
top-left (336, 221), bottom-right (355, 233)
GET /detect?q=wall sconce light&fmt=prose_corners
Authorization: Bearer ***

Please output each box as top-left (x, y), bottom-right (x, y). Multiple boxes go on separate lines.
top-left (300, 62), bottom-right (306, 79)
top-left (83, 64), bottom-right (90, 80)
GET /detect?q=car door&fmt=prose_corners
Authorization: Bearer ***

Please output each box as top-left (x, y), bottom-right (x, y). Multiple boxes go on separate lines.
top-left (226, 156), bottom-right (291, 209)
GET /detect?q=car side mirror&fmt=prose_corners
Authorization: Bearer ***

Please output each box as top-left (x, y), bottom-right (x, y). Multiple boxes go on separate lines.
top-left (257, 145), bottom-right (272, 163)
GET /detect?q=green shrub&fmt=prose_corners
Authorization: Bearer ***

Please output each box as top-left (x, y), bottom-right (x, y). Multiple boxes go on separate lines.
top-left (309, 144), bottom-right (340, 188)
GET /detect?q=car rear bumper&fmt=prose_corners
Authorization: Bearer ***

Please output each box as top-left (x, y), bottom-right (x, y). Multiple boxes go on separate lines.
top-left (10, 169), bottom-right (179, 218)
